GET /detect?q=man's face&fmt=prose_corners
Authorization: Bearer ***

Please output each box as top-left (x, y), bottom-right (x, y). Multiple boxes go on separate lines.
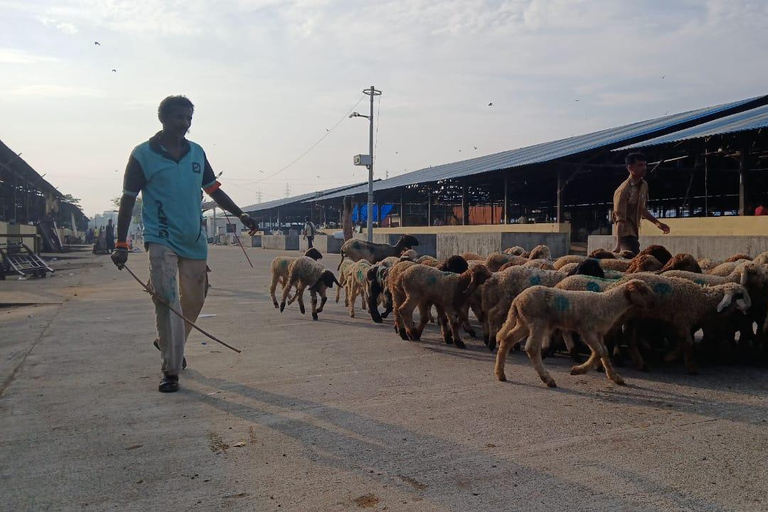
top-left (627, 159), bottom-right (647, 179)
top-left (162, 106), bottom-right (193, 138)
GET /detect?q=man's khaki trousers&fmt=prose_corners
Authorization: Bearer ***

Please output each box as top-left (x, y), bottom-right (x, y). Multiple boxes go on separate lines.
top-left (148, 244), bottom-right (207, 376)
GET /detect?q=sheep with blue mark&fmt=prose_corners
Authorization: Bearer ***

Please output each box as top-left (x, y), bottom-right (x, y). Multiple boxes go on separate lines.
top-left (279, 256), bottom-right (341, 321)
top-left (269, 248), bottom-right (323, 308)
top-left (494, 279), bottom-right (656, 387)
top-left (527, 244), bottom-right (552, 261)
top-left (345, 259), bottom-right (372, 318)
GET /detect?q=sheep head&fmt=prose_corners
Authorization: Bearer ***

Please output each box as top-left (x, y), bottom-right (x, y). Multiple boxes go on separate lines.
top-left (438, 255), bottom-right (469, 274)
top-left (588, 248), bottom-right (615, 259)
top-left (626, 254), bottom-right (662, 274)
top-left (623, 280), bottom-right (655, 308)
top-left (313, 270), bottom-right (341, 290)
top-left (567, 258), bottom-right (604, 278)
top-left (463, 264), bottom-right (493, 295)
top-left (637, 244), bottom-right (672, 266)
top-left (661, 253), bottom-right (702, 274)
top-left (716, 284), bottom-right (751, 314)
top-left (395, 235), bottom-right (419, 252)
top-left (399, 249), bottom-right (419, 261)
top-left (304, 248), bottom-right (323, 260)
top-left (528, 245), bottom-right (551, 261)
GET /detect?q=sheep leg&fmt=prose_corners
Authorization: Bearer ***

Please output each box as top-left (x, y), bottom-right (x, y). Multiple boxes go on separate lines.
top-left (279, 278), bottom-right (297, 312)
top-left (347, 283), bottom-right (358, 318)
top-left (310, 290), bottom-right (319, 321)
top-left (392, 288), bottom-right (408, 338)
top-left (381, 291), bottom-right (393, 319)
top-left (576, 332), bottom-right (625, 385)
top-left (270, 273), bottom-right (281, 308)
top-left (494, 320), bottom-right (529, 382)
top-left (335, 278), bottom-right (342, 303)
top-left (486, 304), bottom-right (507, 352)
top-left (399, 294), bottom-right (420, 341)
top-left (445, 308), bottom-right (466, 349)
top-left (316, 288), bottom-right (328, 313)
top-left (460, 303), bottom-right (476, 338)
top-left (360, 286), bottom-right (368, 311)
top-left (524, 327), bottom-right (557, 388)
top-left (287, 283), bottom-right (303, 306)
top-left (411, 302), bottom-right (430, 341)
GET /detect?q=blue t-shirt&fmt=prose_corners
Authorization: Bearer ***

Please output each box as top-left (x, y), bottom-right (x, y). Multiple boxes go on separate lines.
top-left (123, 133), bottom-right (217, 260)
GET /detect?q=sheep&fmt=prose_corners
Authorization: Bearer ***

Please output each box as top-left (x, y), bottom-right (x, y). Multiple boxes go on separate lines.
top-left (395, 264), bottom-right (493, 348)
top-left (724, 253), bottom-right (752, 263)
top-left (416, 255), bottom-right (439, 266)
top-left (527, 245), bottom-right (551, 261)
top-left (636, 245), bottom-right (673, 266)
top-left (494, 279), bottom-right (656, 387)
top-left (588, 248), bottom-right (615, 259)
top-left (485, 253), bottom-right (528, 272)
top-left (337, 234), bottom-right (419, 269)
top-left (553, 255), bottom-right (586, 270)
top-left (398, 249), bottom-right (420, 262)
top-left (660, 253), bottom-right (702, 273)
top-left (279, 256), bottom-right (341, 320)
top-left (336, 259), bottom-right (354, 305)
top-left (460, 252), bottom-right (485, 261)
top-left (269, 248), bottom-right (323, 308)
top-left (345, 260), bottom-right (373, 318)
top-left (609, 274), bottom-right (751, 373)
top-left (558, 262), bottom-right (579, 274)
top-left (753, 251), bottom-right (768, 265)
top-left (386, 260), bottom-right (420, 335)
top-left (523, 259), bottom-right (556, 270)
top-left (566, 258), bottom-right (605, 278)
top-left (599, 259), bottom-right (632, 272)
top-left (503, 246), bottom-right (527, 256)
top-left (625, 254), bottom-right (663, 273)
top-left (479, 267), bottom-right (569, 351)
top-left (698, 258), bottom-right (721, 272)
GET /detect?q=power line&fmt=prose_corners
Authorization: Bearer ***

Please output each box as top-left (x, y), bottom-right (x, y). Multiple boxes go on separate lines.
top-left (248, 94), bottom-right (366, 186)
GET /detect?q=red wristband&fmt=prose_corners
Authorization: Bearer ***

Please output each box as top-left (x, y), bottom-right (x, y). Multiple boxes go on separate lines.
top-left (116, 241), bottom-right (130, 249)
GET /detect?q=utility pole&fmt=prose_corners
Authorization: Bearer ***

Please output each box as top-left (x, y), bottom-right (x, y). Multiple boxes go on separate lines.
top-left (364, 86), bottom-right (382, 241)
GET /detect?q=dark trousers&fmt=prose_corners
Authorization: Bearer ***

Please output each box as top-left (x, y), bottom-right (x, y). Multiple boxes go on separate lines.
top-left (619, 236), bottom-right (640, 257)
top-left (306, 236), bottom-right (314, 248)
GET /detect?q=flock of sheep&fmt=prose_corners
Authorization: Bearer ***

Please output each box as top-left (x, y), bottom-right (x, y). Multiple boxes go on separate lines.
top-left (269, 235), bottom-right (768, 388)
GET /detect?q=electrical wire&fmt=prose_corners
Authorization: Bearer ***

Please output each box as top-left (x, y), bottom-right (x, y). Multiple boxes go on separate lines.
top-left (246, 94), bottom-right (365, 186)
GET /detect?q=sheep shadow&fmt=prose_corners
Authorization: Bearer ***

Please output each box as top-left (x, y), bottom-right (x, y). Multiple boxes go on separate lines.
top-left (181, 370), bottom-right (717, 512)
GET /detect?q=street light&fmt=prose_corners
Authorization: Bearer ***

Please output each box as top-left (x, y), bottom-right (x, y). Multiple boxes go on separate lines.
top-left (350, 86), bottom-right (382, 242)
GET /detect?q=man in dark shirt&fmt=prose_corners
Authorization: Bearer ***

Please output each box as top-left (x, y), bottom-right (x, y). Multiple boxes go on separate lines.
top-left (111, 95), bottom-right (258, 393)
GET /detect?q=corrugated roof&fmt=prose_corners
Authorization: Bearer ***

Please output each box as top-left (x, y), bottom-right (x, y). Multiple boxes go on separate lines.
top-left (314, 95), bottom-right (768, 201)
top-left (619, 104), bottom-right (768, 150)
top-left (241, 182), bottom-right (369, 213)
top-left (0, 139), bottom-right (64, 199)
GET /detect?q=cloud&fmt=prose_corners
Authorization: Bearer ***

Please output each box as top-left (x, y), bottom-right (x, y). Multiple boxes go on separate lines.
top-left (0, 48), bottom-right (59, 65)
top-left (37, 15), bottom-right (78, 34)
top-left (2, 85), bottom-right (106, 98)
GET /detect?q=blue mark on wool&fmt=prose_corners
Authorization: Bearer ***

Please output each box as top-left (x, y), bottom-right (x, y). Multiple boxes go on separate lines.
top-left (554, 295), bottom-right (570, 312)
top-left (280, 259), bottom-right (288, 269)
top-left (426, 275), bottom-right (437, 286)
top-left (587, 281), bottom-right (601, 292)
top-left (352, 241), bottom-right (361, 250)
top-left (653, 282), bottom-right (672, 297)
top-left (695, 279), bottom-right (706, 286)
top-left (529, 275), bottom-right (541, 286)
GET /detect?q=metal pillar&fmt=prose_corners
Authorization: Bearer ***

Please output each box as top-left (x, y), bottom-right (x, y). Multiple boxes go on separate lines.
top-left (363, 86), bottom-right (382, 241)
top-left (400, 194), bottom-right (405, 227)
top-left (556, 169), bottom-right (563, 224)
top-left (704, 152), bottom-right (709, 217)
top-left (739, 144), bottom-right (747, 216)
top-left (461, 184), bottom-right (468, 225)
top-left (427, 187), bottom-right (432, 226)
top-left (503, 174), bottom-right (509, 224)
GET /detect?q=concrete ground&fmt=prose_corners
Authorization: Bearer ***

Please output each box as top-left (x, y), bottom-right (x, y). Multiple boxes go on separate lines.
top-left (1, 245), bottom-right (767, 511)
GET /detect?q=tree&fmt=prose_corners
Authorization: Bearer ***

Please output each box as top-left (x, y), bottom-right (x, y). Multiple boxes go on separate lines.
top-left (112, 196), bottom-right (143, 225)
top-left (62, 194), bottom-right (81, 205)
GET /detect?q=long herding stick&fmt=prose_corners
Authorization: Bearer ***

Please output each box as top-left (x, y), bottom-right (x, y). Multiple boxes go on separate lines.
top-left (122, 264), bottom-right (242, 354)
top-left (222, 210), bottom-right (254, 268)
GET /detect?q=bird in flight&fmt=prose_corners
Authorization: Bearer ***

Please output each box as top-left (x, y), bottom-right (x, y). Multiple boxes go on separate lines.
top-left (574, 99), bottom-right (580, 102)
top-left (473, 146), bottom-right (477, 150)
top-left (94, 41), bottom-right (101, 46)
top-left (488, 102), bottom-right (493, 107)
top-left (258, 170), bottom-right (264, 174)
top-left (661, 75), bottom-right (665, 79)
top-left (325, 128), bottom-right (329, 132)
top-left (111, 69), bottom-right (117, 72)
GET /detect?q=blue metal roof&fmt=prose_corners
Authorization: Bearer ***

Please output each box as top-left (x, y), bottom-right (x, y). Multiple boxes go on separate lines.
top-left (241, 182), bottom-right (369, 213)
top-left (619, 104), bottom-right (768, 150)
top-left (314, 95), bottom-right (768, 201)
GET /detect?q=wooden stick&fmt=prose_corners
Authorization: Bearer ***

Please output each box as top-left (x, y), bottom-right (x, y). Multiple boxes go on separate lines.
top-left (222, 210), bottom-right (254, 268)
top-left (122, 264), bottom-right (242, 354)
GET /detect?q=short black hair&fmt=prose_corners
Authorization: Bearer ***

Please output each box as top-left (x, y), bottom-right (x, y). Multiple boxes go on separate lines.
top-left (158, 95), bottom-right (194, 122)
top-left (625, 152), bottom-right (647, 166)
top-left (305, 217), bottom-right (310, 222)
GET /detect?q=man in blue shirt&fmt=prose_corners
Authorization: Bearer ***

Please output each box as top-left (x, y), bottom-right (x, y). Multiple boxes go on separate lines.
top-left (111, 95), bottom-right (258, 393)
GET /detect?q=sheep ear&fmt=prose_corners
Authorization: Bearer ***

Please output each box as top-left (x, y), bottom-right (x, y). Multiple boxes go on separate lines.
top-left (716, 292), bottom-right (733, 313)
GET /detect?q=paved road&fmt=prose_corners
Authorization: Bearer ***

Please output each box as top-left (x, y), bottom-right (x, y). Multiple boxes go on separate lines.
top-left (1, 246), bottom-right (767, 511)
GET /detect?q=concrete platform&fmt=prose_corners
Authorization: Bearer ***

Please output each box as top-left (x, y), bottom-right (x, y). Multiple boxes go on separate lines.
top-left (1, 246), bottom-right (767, 511)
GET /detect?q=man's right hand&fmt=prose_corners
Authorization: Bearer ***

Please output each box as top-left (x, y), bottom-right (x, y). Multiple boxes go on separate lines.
top-left (111, 248), bottom-right (128, 269)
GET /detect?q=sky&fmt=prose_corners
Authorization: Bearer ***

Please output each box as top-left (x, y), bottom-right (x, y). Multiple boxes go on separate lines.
top-left (1, 0), bottom-right (767, 217)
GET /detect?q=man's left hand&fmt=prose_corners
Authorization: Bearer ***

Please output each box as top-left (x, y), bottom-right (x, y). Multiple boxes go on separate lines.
top-left (657, 222), bottom-right (670, 234)
top-left (239, 214), bottom-right (259, 234)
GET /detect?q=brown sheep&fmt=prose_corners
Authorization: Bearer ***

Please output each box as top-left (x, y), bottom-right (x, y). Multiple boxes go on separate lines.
top-left (395, 264), bottom-right (493, 348)
top-left (724, 253), bottom-right (752, 263)
top-left (269, 248), bottom-right (323, 308)
top-left (523, 259), bottom-right (556, 270)
top-left (553, 255), bottom-right (586, 270)
top-left (636, 244), bottom-right (672, 266)
top-left (337, 234), bottom-right (419, 269)
top-left (588, 248), bottom-right (615, 259)
top-left (460, 252), bottom-right (485, 261)
top-left (485, 253), bottom-right (527, 272)
top-left (279, 257), bottom-right (341, 320)
top-left (625, 254), bottom-right (663, 273)
top-left (528, 245), bottom-right (551, 260)
top-left (494, 280), bottom-right (656, 387)
top-left (599, 259), bottom-right (632, 272)
top-left (503, 246), bottom-right (527, 256)
top-left (660, 253), bottom-right (702, 274)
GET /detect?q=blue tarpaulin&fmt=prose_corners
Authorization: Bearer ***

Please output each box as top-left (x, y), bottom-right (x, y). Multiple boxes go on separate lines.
top-left (353, 204), bottom-right (393, 223)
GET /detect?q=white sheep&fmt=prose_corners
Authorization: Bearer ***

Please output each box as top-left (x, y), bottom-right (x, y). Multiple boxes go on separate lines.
top-left (279, 257), bottom-right (341, 320)
top-left (269, 248), bottom-right (323, 308)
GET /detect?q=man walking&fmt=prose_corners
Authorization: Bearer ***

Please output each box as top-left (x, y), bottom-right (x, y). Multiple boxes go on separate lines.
top-left (111, 95), bottom-right (258, 393)
top-left (612, 152), bottom-right (670, 256)
top-left (302, 216), bottom-right (316, 248)
top-left (105, 218), bottom-right (115, 253)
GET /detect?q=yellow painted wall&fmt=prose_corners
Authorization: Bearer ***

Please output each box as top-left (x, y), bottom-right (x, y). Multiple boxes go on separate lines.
top-left (639, 217), bottom-right (768, 236)
top-left (318, 223), bottom-right (571, 236)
